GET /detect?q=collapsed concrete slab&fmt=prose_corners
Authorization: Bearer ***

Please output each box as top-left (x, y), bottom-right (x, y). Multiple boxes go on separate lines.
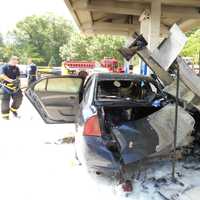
top-left (148, 104), bottom-right (195, 152)
top-left (135, 24), bottom-right (200, 112)
top-left (181, 186), bottom-right (200, 200)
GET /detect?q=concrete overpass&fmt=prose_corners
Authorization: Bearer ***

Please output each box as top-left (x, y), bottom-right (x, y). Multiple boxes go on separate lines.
top-left (64, 0), bottom-right (200, 50)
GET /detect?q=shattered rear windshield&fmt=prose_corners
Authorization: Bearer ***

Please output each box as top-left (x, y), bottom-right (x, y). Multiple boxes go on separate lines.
top-left (96, 80), bottom-right (158, 102)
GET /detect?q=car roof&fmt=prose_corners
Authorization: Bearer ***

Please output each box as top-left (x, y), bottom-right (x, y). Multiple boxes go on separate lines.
top-left (94, 73), bottom-right (153, 82)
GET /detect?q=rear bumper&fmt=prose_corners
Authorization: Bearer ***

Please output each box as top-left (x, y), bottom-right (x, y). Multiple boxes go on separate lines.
top-left (75, 135), bottom-right (121, 175)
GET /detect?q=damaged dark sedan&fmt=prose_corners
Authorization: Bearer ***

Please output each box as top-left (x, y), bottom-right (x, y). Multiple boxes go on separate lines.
top-left (74, 73), bottom-right (194, 175)
top-left (25, 24), bottom-right (200, 182)
top-left (25, 73), bottom-right (194, 176)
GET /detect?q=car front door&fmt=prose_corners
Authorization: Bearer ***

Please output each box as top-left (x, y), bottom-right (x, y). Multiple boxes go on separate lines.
top-left (25, 75), bottom-right (84, 124)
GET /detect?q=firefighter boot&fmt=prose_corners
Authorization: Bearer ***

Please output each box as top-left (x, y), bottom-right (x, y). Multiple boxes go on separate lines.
top-left (2, 113), bottom-right (9, 120)
top-left (10, 107), bottom-right (20, 118)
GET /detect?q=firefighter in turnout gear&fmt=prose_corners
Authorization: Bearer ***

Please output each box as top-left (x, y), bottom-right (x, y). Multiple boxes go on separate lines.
top-left (27, 58), bottom-right (37, 87)
top-left (0, 56), bottom-right (23, 120)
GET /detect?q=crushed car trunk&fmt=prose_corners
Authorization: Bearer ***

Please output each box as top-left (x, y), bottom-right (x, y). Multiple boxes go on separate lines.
top-left (101, 104), bottom-right (194, 165)
top-left (101, 104), bottom-right (195, 164)
top-left (108, 116), bottom-right (159, 165)
top-left (95, 76), bottom-right (195, 165)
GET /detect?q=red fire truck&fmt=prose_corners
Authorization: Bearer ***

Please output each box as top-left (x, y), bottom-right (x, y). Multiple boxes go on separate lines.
top-left (63, 58), bottom-right (123, 76)
top-left (63, 61), bottom-right (96, 76)
top-left (100, 57), bottom-right (124, 73)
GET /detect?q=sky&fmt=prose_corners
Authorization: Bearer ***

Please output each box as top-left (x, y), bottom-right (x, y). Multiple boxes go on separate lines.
top-left (0, 0), bottom-right (74, 35)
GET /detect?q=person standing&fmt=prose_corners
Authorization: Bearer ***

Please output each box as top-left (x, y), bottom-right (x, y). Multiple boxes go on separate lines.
top-left (0, 56), bottom-right (23, 120)
top-left (27, 58), bottom-right (37, 86)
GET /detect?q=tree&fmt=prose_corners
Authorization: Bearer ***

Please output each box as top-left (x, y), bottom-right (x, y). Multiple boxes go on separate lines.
top-left (60, 33), bottom-right (92, 61)
top-left (8, 13), bottom-right (75, 66)
top-left (182, 29), bottom-right (200, 63)
top-left (48, 56), bottom-right (57, 67)
top-left (0, 33), bottom-right (3, 46)
top-left (60, 34), bottom-right (125, 64)
top-left (0, 33), bottom-right (5, 61)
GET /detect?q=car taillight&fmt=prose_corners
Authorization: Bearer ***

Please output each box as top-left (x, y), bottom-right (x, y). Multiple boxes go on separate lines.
top-left (83, 115), bottom-right (101, 136)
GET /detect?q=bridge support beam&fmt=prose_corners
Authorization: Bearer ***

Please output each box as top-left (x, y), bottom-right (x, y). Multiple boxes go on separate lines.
top-left (139, 0), bottom-right (161, 75)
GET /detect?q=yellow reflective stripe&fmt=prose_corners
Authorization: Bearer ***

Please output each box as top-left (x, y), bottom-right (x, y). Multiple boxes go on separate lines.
top-left (10, 107), bottom-right (17, 112)
top-left (7, 83), bottom-right (14, 86)
top-left (2, 113), bottom-right (9, 117)
top-left (4, 84), bottom-right (15, 90)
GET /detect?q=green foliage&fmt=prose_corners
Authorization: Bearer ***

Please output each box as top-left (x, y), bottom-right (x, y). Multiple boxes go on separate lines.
top-left (1, 14), bottom-right (125, 66)
top-left (1, 44), bottom-right (16, 62)
top-left (185, 27), bottom-right (200, 37)
top-left (0, 33), bottom-right (5, 61)
top-left (0, 33), bottom-right (3, 46)
top-left (0, 34), bottom-right (15, 62)
top-left (182, 28), bottom-right (200, 64)
top-left (1, 13), bottom-right (200, 68)
top-left (0, 46), bottom-right (4, 61)
top-left (8, 13), bottom-right (75, 65)
top-left (60, 33), bottom-right (91, 61)
top-left (60, 34), bottom-right (125, 65)
top-left (48, 56), bottom-right (57, 67)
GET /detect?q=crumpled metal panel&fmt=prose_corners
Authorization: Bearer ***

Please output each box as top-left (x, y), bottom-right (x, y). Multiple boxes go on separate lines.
top-left (177, 57), bottom-right (200, 98)
top-left (137, 49), bottom-right (174, 86)
top-left (180, 186), bottom-right (200, 200)
top-left (148, 104), bottom-right (195, 152)
top-left (151, 24), bottom-right (187, 71)
top-left (164, 80), bottom-right (200, 111)
top-left (136, 25), bottom-right (200, 112)
top-left (164, 81), bottom-right (195, 103)
top-left (150, 25), bottom-right (200, 112)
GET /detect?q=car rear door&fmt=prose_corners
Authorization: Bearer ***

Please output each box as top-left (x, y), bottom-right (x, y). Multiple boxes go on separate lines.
top-left (25, 75), bottom-right (84, 124)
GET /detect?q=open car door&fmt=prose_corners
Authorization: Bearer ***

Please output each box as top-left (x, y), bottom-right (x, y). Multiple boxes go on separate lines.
top-left (25, 75), bottom-right (84, 124)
